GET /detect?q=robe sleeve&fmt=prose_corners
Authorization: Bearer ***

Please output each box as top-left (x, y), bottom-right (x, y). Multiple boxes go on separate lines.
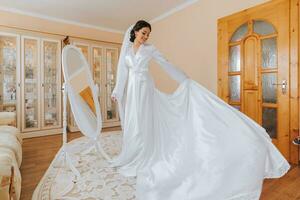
top-left (151, 45), bottom-right (188, 83)
top-left (111, 56), bottom-right (128, 100)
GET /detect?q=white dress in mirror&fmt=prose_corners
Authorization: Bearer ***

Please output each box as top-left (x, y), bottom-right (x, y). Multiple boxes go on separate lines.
top-left (111, 27), bottom-right (290, 200)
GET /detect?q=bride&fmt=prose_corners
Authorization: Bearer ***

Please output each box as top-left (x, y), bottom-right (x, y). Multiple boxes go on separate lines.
top-left (110, 20), bottom-right (290, 200)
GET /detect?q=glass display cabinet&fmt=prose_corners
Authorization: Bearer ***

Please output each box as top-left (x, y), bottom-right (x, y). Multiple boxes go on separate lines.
top-left (21, 36), bottom-right (62, 134)
top-left (0, 29), bottom-right (121, 136)
top-left (0, 32), bottom-right (20, 127)
top-left (67, 41), bottom-right (121, 131)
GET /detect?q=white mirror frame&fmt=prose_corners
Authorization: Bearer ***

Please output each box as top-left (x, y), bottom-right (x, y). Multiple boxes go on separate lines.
top-left (60, 45), bottom-right (111, 177)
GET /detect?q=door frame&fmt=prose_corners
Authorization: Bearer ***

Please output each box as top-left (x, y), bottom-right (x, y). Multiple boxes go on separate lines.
top-left (290, 0), bottom-right (300, 164)
top-left (217, 0), bottom-right (299, 164)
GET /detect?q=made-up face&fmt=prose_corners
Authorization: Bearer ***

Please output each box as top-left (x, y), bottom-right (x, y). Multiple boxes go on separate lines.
top-left (135, 27), bottom-right (151, 44)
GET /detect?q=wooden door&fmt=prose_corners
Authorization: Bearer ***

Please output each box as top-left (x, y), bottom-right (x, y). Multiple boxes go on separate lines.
top-left (218, 0), bottom-right (295, 161)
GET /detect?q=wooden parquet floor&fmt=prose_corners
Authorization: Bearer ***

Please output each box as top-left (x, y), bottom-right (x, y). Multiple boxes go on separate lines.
top-left (20, 127), bottom-right (300, 200)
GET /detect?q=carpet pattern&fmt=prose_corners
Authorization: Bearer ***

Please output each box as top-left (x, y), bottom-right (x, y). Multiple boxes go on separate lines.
top-left (32, 131), bottom-right (136, 200)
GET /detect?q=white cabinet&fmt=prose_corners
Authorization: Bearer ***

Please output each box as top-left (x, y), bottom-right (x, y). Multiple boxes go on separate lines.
top-left (0, 34), bottom-right (62, 138)
top-left (67, 41), bottom-right (120, 131)
top-left (0, 32), bottom-right (62, 137)
top-left (21, 36), bottom-right (62, 135)
top-left (0, 29), bottom-right (121, 137)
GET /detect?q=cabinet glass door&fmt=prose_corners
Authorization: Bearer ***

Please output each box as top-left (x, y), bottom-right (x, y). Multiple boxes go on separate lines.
top-left (22, 37), bottom-right (40, 131)
top-left (42, 40), bottom-right (61, 128)
top-left (92, 46), bottom-right (104, 117)
top-left (0, 33), bottom-right (19, 126)
top-left (105, 48), bottom-right (119, 121)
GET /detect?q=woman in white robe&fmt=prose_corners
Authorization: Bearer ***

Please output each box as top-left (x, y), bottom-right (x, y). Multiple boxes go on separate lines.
top-left (110, 20), bottom-right (290, 200)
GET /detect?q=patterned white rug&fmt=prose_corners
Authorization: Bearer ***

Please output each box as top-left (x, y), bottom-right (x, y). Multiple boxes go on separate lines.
top-left (32, 131), bottom-right (136, 200)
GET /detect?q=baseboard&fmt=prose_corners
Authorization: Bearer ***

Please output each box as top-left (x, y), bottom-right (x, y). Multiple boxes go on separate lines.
top-left (21, 128), bottom-right (63, 139)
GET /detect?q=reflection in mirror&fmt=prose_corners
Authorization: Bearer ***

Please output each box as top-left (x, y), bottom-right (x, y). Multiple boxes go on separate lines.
top-left (63, 45), bottom-right (98, 137)
top-left (80, 86), bottom-right (95, 114)
top-left (76, 45), bottom-right (89, 60)
top-left (66, 48), bottom-right (84, 77)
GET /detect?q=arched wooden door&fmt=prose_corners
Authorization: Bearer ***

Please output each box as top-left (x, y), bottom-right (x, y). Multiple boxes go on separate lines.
top-left (217, 0), bottom-right (295, 161)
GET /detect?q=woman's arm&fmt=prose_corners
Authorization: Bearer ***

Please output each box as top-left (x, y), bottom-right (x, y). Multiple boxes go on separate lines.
top-left (152, 45), bottom-right (188, 83)
top-left (111, 58), bottom-right (128, 101)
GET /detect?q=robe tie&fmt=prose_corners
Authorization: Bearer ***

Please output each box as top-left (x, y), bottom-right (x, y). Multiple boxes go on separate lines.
top-left (128, 68), bottom-right (148, 81)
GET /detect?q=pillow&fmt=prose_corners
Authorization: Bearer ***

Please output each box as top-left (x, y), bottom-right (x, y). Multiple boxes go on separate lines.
top-left (0, 135), bottom-right (22, 167)
top-left (0, 147), bottom-right (21, 200)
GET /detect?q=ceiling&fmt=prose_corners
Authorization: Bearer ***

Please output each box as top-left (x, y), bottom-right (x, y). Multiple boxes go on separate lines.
top-left (0, 0), bottom-right (199, 33)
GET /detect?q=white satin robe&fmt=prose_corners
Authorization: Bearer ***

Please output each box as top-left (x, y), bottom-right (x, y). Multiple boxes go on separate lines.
top-left (111, 43), bottom-right (290, 200)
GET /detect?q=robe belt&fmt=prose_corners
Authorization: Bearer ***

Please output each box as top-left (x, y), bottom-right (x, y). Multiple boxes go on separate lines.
top-left (128, 68), bottom-right (149, 81)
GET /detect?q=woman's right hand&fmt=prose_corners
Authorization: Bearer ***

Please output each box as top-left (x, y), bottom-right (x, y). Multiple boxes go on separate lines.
top-left (111, 93), bottom-right (118, 102)
top-left (111, 96), bottom-right (117, 102)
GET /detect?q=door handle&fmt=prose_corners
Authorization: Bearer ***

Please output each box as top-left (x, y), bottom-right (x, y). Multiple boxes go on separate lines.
top-left (272, 80), bottom-right (287, 94)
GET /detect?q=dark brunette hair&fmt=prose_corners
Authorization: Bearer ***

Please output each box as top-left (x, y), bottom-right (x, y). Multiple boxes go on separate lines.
top-left (130, 20), bottom-right (151, 42)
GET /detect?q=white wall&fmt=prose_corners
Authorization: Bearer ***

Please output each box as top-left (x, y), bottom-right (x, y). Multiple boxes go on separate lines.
top-left (149, 0), bottom-right (269, 93)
